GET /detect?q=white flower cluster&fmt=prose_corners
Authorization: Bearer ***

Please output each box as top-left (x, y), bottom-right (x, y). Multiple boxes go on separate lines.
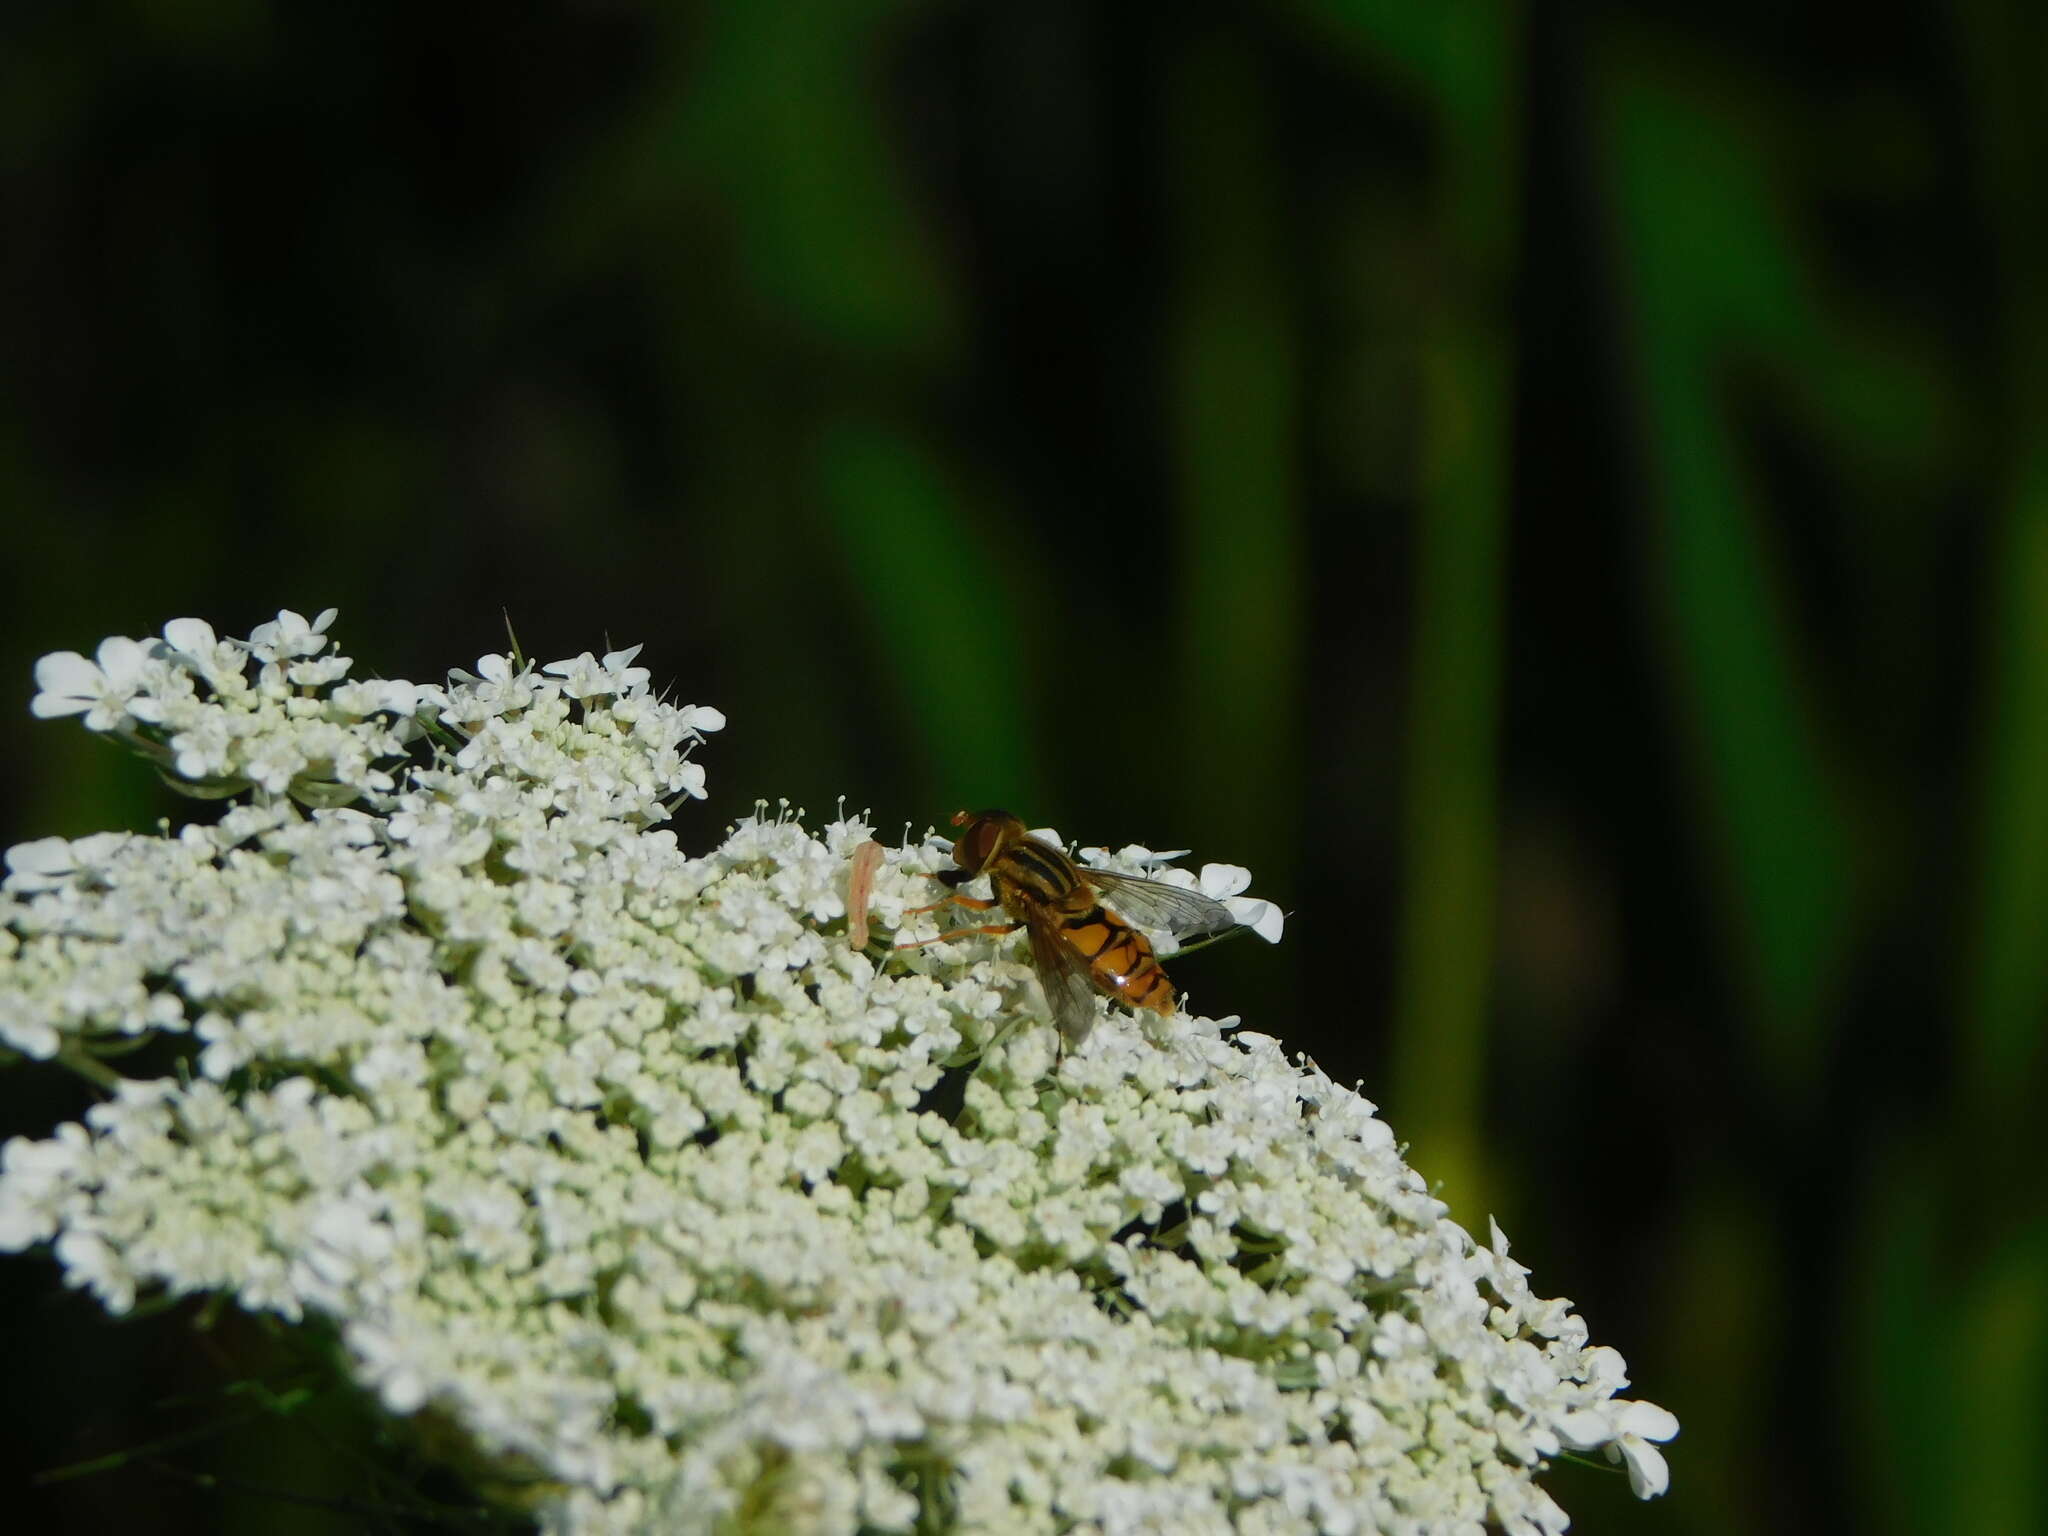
top-left (0, 611), bottom-right (1674, 1534)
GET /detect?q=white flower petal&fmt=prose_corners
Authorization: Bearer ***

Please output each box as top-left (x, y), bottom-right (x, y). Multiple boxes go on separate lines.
top-left (1226, 896), bottom-right (1286, 944)
top-left (1616, 1400), bottom-right (1679, 1443)
top-left (161, 617), bottom-right (219, 655)
top-left (1615, 1432), bottom-right (1672, 1498)
top-left (28, 652), bottom-right (99, 718)
top-left (4, 836), bottom-right (79, 892)
top-left (95, 635), bottom-right (153, 688)
top-left (1197, 862), bottom-right (1253, 898)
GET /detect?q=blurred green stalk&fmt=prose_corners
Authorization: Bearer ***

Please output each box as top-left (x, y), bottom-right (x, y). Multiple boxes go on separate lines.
top-left (1950, 4), bottom-right (2048, 1534)
top-left (1165, 31), bottom-right (1303, 916)
top-left (1351, 0), bottom-right (1523, 1225)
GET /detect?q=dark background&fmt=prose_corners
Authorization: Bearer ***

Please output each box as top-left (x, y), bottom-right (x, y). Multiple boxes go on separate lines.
top-left (5, 3), bottom-right (2045, 1532)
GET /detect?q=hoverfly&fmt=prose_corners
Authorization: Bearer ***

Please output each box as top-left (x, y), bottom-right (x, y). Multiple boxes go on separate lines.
top-left (897, 809), bottom-right (1243, 1044)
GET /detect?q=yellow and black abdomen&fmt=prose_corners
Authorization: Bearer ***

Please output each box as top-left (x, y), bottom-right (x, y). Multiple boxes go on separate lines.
top-left (1062, 904), bottom-right (1175, 1016)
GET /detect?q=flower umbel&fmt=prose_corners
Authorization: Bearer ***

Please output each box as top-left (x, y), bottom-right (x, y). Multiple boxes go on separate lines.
top-left (0, 610), bottom-right (1673, 1534)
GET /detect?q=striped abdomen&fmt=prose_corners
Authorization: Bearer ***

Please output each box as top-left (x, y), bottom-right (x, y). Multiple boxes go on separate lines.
top-left (1061, 903), bottom-right (1175, 1015)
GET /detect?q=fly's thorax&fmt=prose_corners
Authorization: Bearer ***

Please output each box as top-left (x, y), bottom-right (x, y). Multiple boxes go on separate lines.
top-left (995, 836), bottom-right (1085, 904)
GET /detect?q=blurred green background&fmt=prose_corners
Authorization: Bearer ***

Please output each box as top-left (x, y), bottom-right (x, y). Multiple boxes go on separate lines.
top-left (4, 2), bottom-right (2044, 1531)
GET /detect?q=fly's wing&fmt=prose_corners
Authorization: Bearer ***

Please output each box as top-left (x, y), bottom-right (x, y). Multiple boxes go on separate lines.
top-left (1083, 869), bottom-right (1240, 942)
top-left (1023, 910), bottom-right (1102, 1044)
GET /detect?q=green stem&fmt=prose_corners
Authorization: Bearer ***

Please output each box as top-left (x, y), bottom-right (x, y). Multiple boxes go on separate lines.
top-left (56, 1039), bottom-right (124, 1092)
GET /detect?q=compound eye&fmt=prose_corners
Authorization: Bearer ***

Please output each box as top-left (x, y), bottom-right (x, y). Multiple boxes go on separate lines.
top-left (954, 816), bottom-right (999, 873)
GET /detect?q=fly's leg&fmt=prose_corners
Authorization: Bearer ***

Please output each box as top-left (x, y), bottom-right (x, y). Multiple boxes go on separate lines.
top-left (903, 891), bottom-right (1000, 917)
top-left (897, 890), bottom-right (1069, 1078)
top-left (894, 921), bottom-right (1022, 950)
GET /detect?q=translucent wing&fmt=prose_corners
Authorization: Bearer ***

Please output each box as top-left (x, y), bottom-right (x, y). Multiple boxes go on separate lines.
top-left (1083, 868), bottom-right (1240, 941)
top-left (1023, 910), bottom-right (1103, 1044)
